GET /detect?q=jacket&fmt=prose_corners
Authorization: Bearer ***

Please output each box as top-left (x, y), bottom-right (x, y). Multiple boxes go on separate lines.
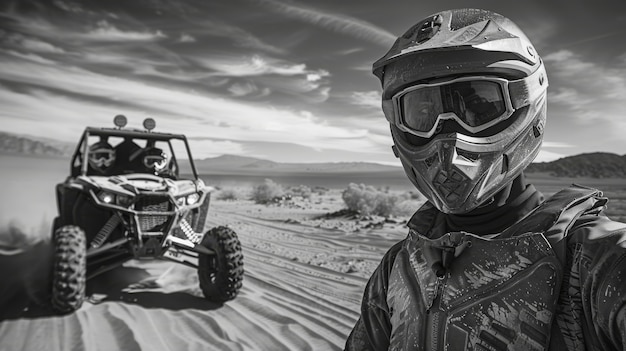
top-left (345, 185), bottom-right (626, 350)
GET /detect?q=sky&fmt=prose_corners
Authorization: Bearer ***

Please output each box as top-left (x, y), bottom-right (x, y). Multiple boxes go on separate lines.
top-left (0, 0), bottom-right (625, 165)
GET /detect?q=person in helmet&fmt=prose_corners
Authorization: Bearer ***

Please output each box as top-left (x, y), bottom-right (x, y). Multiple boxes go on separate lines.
top-left (87, 138), bottom-right (115, 175)
top-left (345, 8), bottom-right (626, 351)
top-left (129, 140), bottom-right (171, 176)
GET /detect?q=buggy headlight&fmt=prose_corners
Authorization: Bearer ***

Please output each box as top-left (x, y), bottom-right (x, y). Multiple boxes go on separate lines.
top-left (176, 192), bottom-right (201, 207)
top-left (186, 193), bottom-right (200, 205)
top-left (97, 191), bottom-right (132, 207)
top-left (99, 192), bottom-right (114, 204)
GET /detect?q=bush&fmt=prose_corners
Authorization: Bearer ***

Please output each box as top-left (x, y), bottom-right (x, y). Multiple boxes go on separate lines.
top-left (216, 188), bottom-right (240, 201)
top-left (288, 185), bottom-right (312, 199)
top-left (341, 183), bottom-right (398, 217)
top-left (251, 179), bottom-right (285, 204)
top-left (342, 183), bottom-right (425, 217)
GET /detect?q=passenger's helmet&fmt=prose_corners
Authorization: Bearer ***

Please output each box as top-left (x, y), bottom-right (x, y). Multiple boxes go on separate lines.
top-left (88, 140), bottom-right (116, 174)
top-left (374, 8), bottom-right (548, 214)
top-left (143, 147), bottom-right (169, 173)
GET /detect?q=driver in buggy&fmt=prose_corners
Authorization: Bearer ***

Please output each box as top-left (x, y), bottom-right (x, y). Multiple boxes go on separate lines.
top-left (87, 138), bottom-right (116, 176)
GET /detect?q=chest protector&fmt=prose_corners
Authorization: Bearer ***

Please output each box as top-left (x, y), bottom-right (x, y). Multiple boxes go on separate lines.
top-left (387, 185), bottom-right (606, 351)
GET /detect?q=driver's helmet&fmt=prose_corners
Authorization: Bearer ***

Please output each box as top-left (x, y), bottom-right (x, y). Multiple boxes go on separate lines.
top-left (373, 8), bottom-right (548, 214)
top-left (88, 140), bottom-right (116, 174)
top-left (143, 147), bottom-right (169, 173)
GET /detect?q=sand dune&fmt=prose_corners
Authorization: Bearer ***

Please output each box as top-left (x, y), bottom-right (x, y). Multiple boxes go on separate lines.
top-left (0, 195), bottom-right (407, 351)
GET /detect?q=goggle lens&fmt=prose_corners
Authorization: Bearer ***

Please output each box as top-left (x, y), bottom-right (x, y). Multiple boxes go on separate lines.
top-left (397, 79), bottom-right (508, 134)
top-left (144, 155), bottom-right (167, 170)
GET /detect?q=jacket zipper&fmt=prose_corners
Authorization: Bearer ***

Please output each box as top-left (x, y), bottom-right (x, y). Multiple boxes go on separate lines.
top-left (426, 274), bottom-right (448, 351)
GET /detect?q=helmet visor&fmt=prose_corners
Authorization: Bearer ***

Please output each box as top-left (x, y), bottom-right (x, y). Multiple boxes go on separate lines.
top-left (392, 77), bottom-right (513, 138)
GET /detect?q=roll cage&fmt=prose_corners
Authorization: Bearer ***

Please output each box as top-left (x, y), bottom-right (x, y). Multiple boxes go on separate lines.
top-left (71, 127), bottom-right (199, 179)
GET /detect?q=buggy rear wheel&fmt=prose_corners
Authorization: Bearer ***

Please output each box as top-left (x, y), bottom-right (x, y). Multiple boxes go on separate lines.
top-left (198, 226), bottom-right (243, 302)
top-left (51, 225), bottom-right (87, 313)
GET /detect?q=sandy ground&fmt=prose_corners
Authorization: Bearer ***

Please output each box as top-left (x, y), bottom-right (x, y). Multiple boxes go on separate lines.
top-left (2, 155), bottom-right (625, 351)
top-left (0, 190), bottom-right (410, 351)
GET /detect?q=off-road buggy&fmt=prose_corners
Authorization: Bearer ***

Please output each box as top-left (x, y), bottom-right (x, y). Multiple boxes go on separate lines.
top-left (50, 115), bottom-right (243, 313)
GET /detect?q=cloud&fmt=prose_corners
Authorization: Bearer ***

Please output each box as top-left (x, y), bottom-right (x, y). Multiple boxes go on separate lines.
top-left (196, 54), bottom-right (329, 78)
top-left (543, 49), bottom-right (626, 129)
top-left (349, 91), bottom-right (380, 109)
top-left (228, 81), bottom-right (270, 98)
top-left (0, 58), bottom-right (382, 158)
top-left (534, 149), bottom-right (566, 163)
top-left (178, 33), bottom-right (196, 43)
top-left (194, 54), bottom-right (331, 101)
top-left (1, 32), bottom-right (65, 53)
top-left (82, 20), bottom-right (167, 41)
top-left (194, 19), bottom-right (287, 55)
top-left (53, 0), bottom-right (89, 14)
top-left (248, 0), bottom-right (396, 47)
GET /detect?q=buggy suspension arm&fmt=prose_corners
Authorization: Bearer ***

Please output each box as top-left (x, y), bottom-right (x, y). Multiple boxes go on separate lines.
top-left (90, 214), bottom-right (122, 248)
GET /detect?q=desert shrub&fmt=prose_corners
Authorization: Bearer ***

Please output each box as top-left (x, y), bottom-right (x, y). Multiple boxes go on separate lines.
top-left (288, 185), bottom-right (312, 199)
top-left (312, 186), bottom-right (329, 196)
top-left (216, 188), bottom-right (240, 201)
top-left (342, 183), bottom-right (426, 217)
top-left (251, 179), bottom-right (285, 204)
top-left (342, 183), bottom-right (399, 217)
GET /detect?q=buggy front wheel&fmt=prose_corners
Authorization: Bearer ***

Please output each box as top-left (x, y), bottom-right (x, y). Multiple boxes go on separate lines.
top-left (51, 225), bottom-right (86, 313)
top-left (197, 226), bottom-right (243, 302)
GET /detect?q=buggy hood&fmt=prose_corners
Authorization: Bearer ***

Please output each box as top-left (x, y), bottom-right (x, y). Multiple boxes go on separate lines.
top-left (79, 173), bottom-right (205, 197)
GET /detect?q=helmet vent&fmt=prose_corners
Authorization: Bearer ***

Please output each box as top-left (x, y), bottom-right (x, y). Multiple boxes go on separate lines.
top-left (450, 9), bottom-right (497, 31)
top-left (501, 154), bottom-right (509, 174)
top-left (455, 149), bottom-right (478, 162)
top-left (401, 14), bottom-right (443, 44)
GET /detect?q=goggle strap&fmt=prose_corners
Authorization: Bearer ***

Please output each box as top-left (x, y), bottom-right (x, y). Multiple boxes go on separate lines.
top-left (509, 65), bottom-right (547, 109)
top-left (382, 99), bottom-right (395, 123)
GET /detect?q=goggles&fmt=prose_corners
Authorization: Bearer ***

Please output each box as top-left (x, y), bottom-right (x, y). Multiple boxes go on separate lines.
top-left (89, 148), bottom-right (115, 167)
top-left (382, 66), bottom-right (546, 138)
top-left (144, 153), bottom-right (168, 170)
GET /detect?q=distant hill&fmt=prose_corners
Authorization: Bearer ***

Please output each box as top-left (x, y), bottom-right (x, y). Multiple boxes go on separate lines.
top-left (526, 152), bottom-right (626, 178)
top-left (0, 131), bottom-right (72, 157)
top-left (193, 154), bottom-right (401, 174)
top-left (2, 131), bottom-right (625, 178)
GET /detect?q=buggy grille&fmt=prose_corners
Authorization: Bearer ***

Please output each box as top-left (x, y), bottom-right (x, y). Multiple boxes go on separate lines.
top-left (135, 195), bottom-right (173, 232)
top-left (172, 211), bottom-right (196, 240)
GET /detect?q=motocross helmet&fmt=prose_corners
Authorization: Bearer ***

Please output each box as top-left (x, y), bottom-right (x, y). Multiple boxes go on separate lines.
top-left (143, 147), bottom-right (169, 173)
top-left (374, 8), bottom-right (548, 214)
top-left (88, 140), bottom-right (116, 174)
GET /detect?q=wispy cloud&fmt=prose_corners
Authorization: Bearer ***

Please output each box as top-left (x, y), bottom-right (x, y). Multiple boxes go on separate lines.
top-left (194, 54), bottom-right (331, 101)
top-left (1, 31), bottom-right (65, 53)
top-left (228, 81), bottom-right (270, 97)
top-left (193, 19), bottom-right (288, 55)
top-left (0, 59), bottom-right (380, 158)
top-left (349, 91), bottom-right (380, 109)
top-left (82, 20), bottom-right (167, 41)
top-left (544, 50), bottom-right (626, 126)
top-left (195, 54), bottom-right (329, 78)
top-left (178, 33), bottom-right (196, 43)
top-left (535, 149), bottom-right (566, 163)
top-left (248, 0), bottom-right (396, 46)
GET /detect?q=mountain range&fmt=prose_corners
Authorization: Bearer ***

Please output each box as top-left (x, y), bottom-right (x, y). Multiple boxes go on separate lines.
top-left (1, 131), bottom-right (625, 178)
top-left (526, 152), bottom-right (626, 178)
